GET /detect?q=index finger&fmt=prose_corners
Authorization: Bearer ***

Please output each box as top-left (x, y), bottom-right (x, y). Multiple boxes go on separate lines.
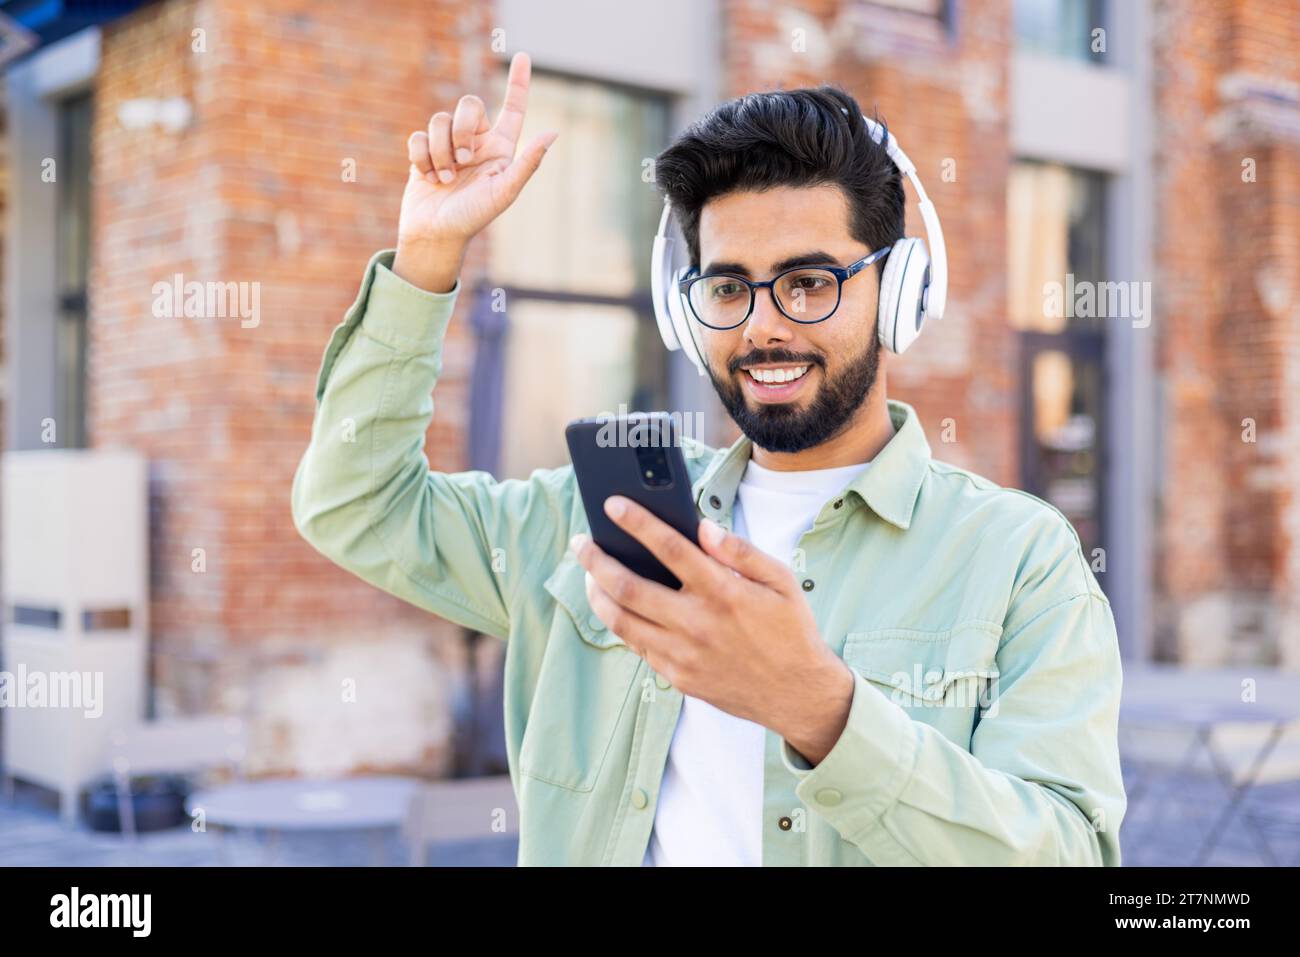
top-left (492, 51), bottom-right (531, 147)
top-left (603, 496), bottom-right (715, 588)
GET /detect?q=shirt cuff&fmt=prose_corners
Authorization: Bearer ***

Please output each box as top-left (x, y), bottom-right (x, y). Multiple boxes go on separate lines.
top-left (359, 248), bottom-right (460, 351)
top-left (779, 667), bottom-right (921, 843)
top-left (312, 249), bottom-right (461, 401)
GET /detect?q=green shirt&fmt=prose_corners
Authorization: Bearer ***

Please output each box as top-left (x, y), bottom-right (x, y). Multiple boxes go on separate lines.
top-left (291, 249), bottom-right (1127, 866)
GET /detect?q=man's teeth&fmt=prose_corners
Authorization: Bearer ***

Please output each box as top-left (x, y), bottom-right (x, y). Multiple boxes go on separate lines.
top-left (746, 365), bottom-right (810, 384)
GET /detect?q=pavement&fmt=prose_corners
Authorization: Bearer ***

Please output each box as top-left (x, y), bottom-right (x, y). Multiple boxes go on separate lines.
top-left (0, 778), bottom-right (518, 867)
top-left (3, 762), bottom-right (1299, 866)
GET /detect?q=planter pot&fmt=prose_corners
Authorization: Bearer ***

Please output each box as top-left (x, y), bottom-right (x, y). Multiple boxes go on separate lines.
top-left (84, 775), bottom-right (192, 833)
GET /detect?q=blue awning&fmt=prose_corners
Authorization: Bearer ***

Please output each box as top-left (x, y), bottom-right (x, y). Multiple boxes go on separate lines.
top-left (0, 0), bottom-right (149, 63)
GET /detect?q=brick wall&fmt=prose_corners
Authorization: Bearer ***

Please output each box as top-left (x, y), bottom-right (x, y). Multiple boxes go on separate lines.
top-left (90, 0), bottom-right (498, 774)
top-left (1152, 0), bottom-right (1300, 666)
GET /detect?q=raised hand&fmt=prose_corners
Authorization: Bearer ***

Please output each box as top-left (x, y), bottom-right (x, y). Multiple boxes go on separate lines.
top-left (394, 51), bottom-right (558, 291)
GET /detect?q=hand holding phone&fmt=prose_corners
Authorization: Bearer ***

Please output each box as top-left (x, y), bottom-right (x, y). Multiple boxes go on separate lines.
top-left (565, 412), bottom-right (700, 589)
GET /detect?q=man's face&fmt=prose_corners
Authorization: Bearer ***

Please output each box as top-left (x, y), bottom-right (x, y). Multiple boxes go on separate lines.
top-left (691, 185), bottom-right (884, 454)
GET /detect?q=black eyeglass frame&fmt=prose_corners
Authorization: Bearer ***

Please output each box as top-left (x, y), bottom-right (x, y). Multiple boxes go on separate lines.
top-left (676, 245), bottom-right (893, 330)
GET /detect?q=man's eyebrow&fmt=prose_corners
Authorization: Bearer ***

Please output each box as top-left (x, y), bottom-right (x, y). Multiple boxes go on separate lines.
top-left (701, 250), bottom-right (841, 278)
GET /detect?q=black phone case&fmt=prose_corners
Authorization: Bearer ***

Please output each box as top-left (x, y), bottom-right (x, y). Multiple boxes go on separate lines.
top-left (565, 413), bottom-right (700, 589)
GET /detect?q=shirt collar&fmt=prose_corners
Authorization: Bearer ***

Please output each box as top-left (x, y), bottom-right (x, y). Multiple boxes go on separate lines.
top-left (691, 399), bottom-right (932, 531)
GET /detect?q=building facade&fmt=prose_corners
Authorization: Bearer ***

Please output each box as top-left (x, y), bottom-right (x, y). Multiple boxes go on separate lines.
top-left (3, 0), bottom-right (1297, 778)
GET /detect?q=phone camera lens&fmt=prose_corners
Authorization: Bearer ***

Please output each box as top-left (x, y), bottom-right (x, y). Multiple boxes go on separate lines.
top-left (635, 446), bottom-right (672, 489)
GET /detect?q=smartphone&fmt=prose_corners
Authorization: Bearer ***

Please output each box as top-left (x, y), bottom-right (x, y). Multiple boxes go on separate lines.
top-left (565, 412), bottom-right (700, 589)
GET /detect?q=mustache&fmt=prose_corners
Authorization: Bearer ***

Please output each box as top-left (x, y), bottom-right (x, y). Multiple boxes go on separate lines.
top-left (728, 349), bottom-right (824, 375)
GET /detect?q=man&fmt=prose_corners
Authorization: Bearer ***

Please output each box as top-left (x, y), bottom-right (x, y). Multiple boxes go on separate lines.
top-left (292, 51), bottom-right (1126, 866)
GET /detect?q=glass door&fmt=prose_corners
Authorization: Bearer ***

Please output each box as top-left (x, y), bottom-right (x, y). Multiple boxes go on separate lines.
top-left (1008, 160), bottom-right (1109, 569)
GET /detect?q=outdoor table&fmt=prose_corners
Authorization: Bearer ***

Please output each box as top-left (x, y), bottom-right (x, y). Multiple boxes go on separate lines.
top-left (185, 775), bottom-right (421, 865)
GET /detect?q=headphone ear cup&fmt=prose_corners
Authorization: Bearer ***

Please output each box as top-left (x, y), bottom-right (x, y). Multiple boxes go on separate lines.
top-left (668, 267), bottom-right (707, 376)
top-left (876, 237), bottom-right (930, 354)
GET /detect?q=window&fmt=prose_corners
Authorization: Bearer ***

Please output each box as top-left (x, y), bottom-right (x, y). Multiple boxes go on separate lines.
top-left (1008, 162), bottom-right (1107, 334)
top-left (488, 72), bottom-right (670, 480)
top-left (1014, 0), bottom-right (1106, 63)
top-left (1007, 160), bottom-right (1108, 565)
top-left (56, 91), bottom-right (92, 448)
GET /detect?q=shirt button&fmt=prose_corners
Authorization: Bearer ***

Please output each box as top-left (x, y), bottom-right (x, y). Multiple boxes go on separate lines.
top-left (709, 494), bottom-right (722, 509)
top-left (778, 816), bottom-right (793, 831)
top-left (655, 673), bottom-right (671, 690)
top-left (801, 579), bottom-right (815, 592)
top-left (833, 498), bottom-right (843, 509)
top-left (588, 614), bottom-right (605, 631)
top-left (815, 788), bottom-right (842, 806)
top-left (631, 788), bottom-right (649, 810)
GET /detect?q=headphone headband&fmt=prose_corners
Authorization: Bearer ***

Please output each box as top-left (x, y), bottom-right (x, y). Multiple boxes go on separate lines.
top-left (858, 112), bottom-right (947, 321)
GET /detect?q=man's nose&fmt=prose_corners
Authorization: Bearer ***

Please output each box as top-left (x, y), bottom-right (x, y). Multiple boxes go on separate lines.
top-left (743, 287), bottom-right (794, 350)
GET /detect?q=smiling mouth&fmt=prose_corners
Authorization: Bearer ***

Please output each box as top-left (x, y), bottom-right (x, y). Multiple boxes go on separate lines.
top-left (744, 364), bottom-right (810, 384)
top-left (740, 364), bottom-right (815, 402)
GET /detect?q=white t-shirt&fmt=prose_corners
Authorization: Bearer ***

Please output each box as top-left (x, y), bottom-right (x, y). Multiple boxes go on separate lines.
top-left (642, 455), bottom-right (872, 866)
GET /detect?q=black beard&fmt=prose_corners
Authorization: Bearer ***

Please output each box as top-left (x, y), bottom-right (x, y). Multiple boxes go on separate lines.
top-left (707, 335), bottom-right (881, 454)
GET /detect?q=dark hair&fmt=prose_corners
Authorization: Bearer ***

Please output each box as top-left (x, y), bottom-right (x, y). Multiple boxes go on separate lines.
top-left (653, 85), bottom-right (904, 282)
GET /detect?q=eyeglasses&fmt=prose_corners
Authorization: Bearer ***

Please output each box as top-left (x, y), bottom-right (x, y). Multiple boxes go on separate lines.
top-left (677, 246), bottom-right (892, 330)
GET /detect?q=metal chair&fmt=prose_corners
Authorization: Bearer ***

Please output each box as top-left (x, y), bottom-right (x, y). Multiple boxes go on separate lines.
top-left (109, 715), bottom-right (248, 842)
top-left (1120, 700), bottom-right (1300, 865)
top-left (401, 775), bottom-right (518, 866)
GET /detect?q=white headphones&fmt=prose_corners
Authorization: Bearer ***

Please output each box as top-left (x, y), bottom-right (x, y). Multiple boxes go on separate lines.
top-left (651, 112), bottom-right (948, 376)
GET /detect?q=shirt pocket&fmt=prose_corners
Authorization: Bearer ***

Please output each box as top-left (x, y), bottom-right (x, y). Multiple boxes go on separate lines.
top-left (520, 555), bottom-right (643, 792)
top-left (841, 623), bottom-right (1002, 745)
